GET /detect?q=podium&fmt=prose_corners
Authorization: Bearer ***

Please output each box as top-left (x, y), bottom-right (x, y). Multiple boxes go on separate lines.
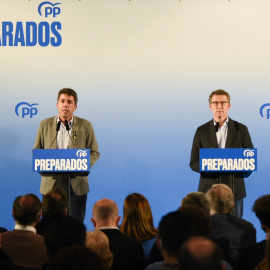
top-left (200, 148), bottom-right (257, 211)
top-left (33, 149), bottom-right (91, 214)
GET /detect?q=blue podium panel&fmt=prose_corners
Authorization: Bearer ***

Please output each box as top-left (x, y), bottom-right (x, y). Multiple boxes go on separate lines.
top-left (200, 148), bottom-right (257, 172)
top-left (32, 149), bottom-right (90, 172)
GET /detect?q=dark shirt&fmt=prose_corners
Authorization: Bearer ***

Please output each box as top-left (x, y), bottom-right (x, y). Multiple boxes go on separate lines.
top-left (100, 228), bottom-right (145, 270)
top-left (210, 214), bottom-right (256, 259)
top-left (238, 240), bottom-right (266, 270)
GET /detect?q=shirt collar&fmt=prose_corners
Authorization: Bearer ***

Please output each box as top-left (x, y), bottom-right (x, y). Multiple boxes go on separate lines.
top-left (15, 224), bottom-right (36, 233)
top-left (213, 117), bottom-right (229, 126)
top-left (57, 116), bottom-right (74, 128)
top-left (97, 226), bottom-right (119, 230)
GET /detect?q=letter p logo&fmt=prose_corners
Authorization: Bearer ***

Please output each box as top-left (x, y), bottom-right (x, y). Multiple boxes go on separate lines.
top-left (38, 2), bottom-right (61, 17)
top-left (260, 103), bottom-right (270, 119)
top-left (15, 102), bottom-right (39, 118)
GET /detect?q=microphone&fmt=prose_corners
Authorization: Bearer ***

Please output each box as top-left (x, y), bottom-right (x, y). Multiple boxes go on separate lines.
top-left (57, 121), bottom-right (61, 132)
top-left (65, 120), bottom-right (76, 148)
top-left (49, 121), bottom-right (61, 149)
top-left (214, 122), bottom-right (219, 133)
top-left (65, 120), bottom-right (70, 131)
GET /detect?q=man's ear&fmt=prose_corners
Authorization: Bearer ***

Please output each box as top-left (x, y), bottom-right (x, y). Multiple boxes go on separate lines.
top-left (36, 211), bottom-right (42, 223)
top-left (157, 237), bottom-right (163, 252)
top-left (90, 218), bottom-right (96, 228)
top-left (116, 216), bottom-right (121, 227)
top-left (260, 221), bottom-right (269, 234)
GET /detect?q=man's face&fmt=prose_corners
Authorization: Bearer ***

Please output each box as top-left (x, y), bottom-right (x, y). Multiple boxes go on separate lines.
top-left (57, 94), bottom-right (77, 121)
top-left (209, 94), bottom-right (231, 121)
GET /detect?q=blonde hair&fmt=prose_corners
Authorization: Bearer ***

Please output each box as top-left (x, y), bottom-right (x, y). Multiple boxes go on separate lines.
top-left (86, 230), bottom-right (113, 270)
top-left (206, 184), bottom-right (234, 214)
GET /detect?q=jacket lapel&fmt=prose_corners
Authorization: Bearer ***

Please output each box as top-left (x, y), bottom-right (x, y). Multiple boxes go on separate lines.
top-left (70, 116), bottom-right (78, 149)
top-left (51, 116), bottom-right (58, 149)
top-left (225, 118), bottom-right (236, 148)
top-left (208, 120), bottom-right (218, 148)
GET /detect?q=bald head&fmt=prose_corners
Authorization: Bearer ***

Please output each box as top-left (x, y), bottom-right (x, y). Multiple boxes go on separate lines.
top-left (91, 199), bottom-right (120, 228)
top-left (178, 236), bottom-right (223, 270)
top-left (185, 237), bottom-right (217, 258)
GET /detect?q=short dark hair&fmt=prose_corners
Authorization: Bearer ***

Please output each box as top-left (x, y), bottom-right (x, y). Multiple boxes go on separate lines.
top-left (253, 195), bottom-right (270, 228)
top-left (42, 187), bottom-right (68, 219)
top-left (209, 89), bottom-right (230, 104)
top-left (44, 216), bottom-right (86, 261)
top-left (57, 88), bottom-right (78, 105)
top-left (158, 210), bottom-right (194, 257)
top-left (13, 194), bottom-right (41, 226)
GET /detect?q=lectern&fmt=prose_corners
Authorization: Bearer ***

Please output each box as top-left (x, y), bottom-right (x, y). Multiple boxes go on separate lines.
top-left (33, 149), bottom-right (90, 214)
top-left (200, 148), bottom-right (257, 214)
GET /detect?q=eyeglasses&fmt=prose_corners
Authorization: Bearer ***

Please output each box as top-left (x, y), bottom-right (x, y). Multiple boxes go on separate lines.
top-left (210, 101), bottom-right (229, 107)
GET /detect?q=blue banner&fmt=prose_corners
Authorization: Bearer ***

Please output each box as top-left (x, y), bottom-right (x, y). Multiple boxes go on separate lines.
top-left (33, 149), bottom-right (90, 172)
top-left (200, 148), bottom-right (257, 172)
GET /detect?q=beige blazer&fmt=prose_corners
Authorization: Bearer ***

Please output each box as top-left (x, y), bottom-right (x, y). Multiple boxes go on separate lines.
top-left (34, 115), bottom-right (100, 195)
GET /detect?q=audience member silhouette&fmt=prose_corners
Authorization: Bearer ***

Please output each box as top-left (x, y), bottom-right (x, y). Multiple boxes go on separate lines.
top-left (91, 198), bottom-right (145, 270)
top-left (181, 194), bottom-right (231, 263)
top-left (120, 193), bottom-right (158, 258)
top-left (36, 187), bottom-right (68, 235)
top-left (43, 216), bottom-right (86, 269)
top-left (206, 184), bottom-right (256, 261)
top-left (0, 194), bottom-right (48, 268)
top-left (146, 209), bottom-right (195, 270)
top-left (239, 194), bottom-right (270, 270)
top-left (52, 245), bottom-right (104, 270)
top-left (255, 236), bottom-right (270, 270)
top-left (86, 230), bottom-right (113, 270)
top-left (178, 236), bottom-right (224, 270)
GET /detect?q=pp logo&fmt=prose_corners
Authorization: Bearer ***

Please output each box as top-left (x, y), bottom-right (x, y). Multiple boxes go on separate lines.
top-left (38, 2), bottom-right (61, 17)
top-left (76, 150), bottom-right (87, 158)
top-left (243, 150), bottom-right (255, 158)
top-left (15, 102), bottom-right (39, 118)
top-left (260, 103), bottom-right (270, 119)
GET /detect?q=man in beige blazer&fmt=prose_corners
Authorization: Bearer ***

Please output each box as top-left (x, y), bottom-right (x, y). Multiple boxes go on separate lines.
top-left (34, 88), bottom-right (100, 223)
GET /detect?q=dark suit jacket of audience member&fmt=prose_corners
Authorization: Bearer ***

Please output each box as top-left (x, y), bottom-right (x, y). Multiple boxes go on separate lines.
top-left (36, 217), bottom-right (53, 236)
top-left (0, 230), bottom-right (49, 268)
top-left (210, 214), bottom-right (256, 259)
top-left (238, 240), bottom-right (266, 270)
top-left (100, 228), bottom-right (145, 270)
top-left (0, 249), bottom-right (41, 270)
